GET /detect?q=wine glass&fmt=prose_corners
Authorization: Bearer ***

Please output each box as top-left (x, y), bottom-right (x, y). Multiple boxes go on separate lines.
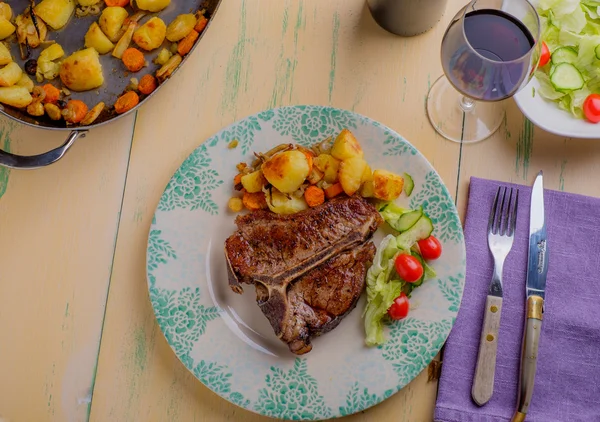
top-left (426, 0), bottom-right (541, 143)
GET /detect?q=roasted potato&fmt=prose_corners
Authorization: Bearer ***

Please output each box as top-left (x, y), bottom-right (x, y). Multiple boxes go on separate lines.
top-left (166, 14), bottom-right (196, 42)
top-left (99, 7), bottom-right (128, 42)
top-left (59, 48), bottom-right (104, 91)
top-left (16, 73), bottom-right (34, 92)
top-left (362, 163), bottom-right (373, 182)
top-left (0, 62), bottom-right (22, 87)
top-left (0, 42), bottom-right (10, 65)
top-left (313, 153), bottom-right (340, 184)
top-left (241, 170), bottom-right (267, 193)
top-left (0, 3), bottom-right (12, 20)
top-left (331, 129), bottom-right (363, 161)
top-left (359, 180), bottom-right (375, 198)
top-left (261, 150), bottom-right (311, 194)
top-left (372, 169), bottom-right (404, 201)
top-left (78, 0), bottom-right (100, 6)
top-left (34, 0), bottom-right (75, 30)
top-left (338, 157), bottom-right (367, 196)
top-left (40, 43), bottom-right (65, 62)
top-left (0, 17), bottom-right (15, 40)
top-left (265, 188), bottom-right (308, 215)
top-left (133, 17), bottom-right (166, 51)
top-left (0, 86), bottom-right (33, 107)
top-left (85, 22), bottom-right (115, 54)
top-left (134, 0), bottom-right (171, 12)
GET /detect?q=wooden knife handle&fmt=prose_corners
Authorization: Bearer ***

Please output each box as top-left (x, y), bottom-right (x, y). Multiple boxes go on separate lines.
top-left (471, 295), bottom-right (503, 406)
top-left (511, 295), bottom-right (544, 422)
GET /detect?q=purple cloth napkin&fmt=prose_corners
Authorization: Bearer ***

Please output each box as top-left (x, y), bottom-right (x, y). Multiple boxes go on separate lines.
top-left (435, 176), bottom-right (600, 422)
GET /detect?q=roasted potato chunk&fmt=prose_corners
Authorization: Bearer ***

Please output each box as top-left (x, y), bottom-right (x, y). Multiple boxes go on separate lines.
top-left (78, 0), bottom-right (100, 5)
top-left (338, 157), bottom-right (367, 196)
top-left (59, 48), bottom-right (104, 91)
top-left (34, 0), bottom-right (75, 30)
top-left (261, 150), bottom-right (311, 194)
top-left (241, 170), bottom-right (267, 193)
top-left (313, 153), bottom-right (340, 184)
top-left (133, 17), bottom-right (167, 51)
top-left (135, 0), bottom-right (171, 12)
top-left (0, 86), bottom-right (32, 107)
top-left (0, 62), bottom-right (22, 87)
top-left (0, 3), bottom-right (12, 20)
top-left (372, 169), bottom-right (404, 201)
top-left (331, 129), bottom-right (363, 160)
top-left (265, 188), bottom-right (308, 215)
top-left (85, 22), bottom-right (115, 54)
top-left (16, 73), bottom-right (34, 92)
top-left (166, 14), bottom-right (196, 42)
top-left (0, 17), bottom-right (15, 40)
top-left (99, 7), bottom-right (128, 42)
top-left (0, 42), bottom-right (10, 65)
top-left (359, 180), bottom-right (375, 198)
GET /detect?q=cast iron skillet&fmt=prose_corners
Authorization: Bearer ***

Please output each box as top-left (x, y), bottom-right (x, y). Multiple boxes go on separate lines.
top-left (0, 0), bottom-right (221, 169)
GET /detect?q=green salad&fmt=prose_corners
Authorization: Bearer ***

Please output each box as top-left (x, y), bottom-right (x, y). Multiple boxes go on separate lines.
top-left (535, 0), bottom-right (600, 123)
top-left (363, 202), bottom-right (441, 347)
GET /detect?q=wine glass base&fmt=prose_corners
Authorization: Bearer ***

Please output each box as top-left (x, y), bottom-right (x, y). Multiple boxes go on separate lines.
top-left (426, 75), bottom-right (505, 144)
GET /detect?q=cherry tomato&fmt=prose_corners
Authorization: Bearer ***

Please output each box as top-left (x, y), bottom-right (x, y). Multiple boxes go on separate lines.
top-left (538, 41), bottom-right (550, 68)
top-left (388, 293), bottom-right (410, 320)
top-left (394, 254), bottom-right (423, 283)
top-left (583, 94), bottom-right (600, 123)
top-left (417, 236), bottom-right (443, 260)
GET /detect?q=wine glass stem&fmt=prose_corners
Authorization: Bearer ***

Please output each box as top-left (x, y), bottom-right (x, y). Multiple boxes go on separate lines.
top-left (460, 96), bottom-right (475, 112)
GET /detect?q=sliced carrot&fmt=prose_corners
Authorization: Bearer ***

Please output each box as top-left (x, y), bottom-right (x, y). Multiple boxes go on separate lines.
top-left (324, 182), bottom-right (344, 199)
top-left (62, 100), bottom-right (88, 124)
top-left (122, 48), bottom-right (145, 72)
top-left (138, 74), bottom-right (157, 95)
top-left (194, 15), bottom-right (208, 33)
top-left (177, 29), bottom-right (199, 56)
top-left (242, 191), bottom-right (267, 211)
top-left (304, 186), bottom-right (325, 207)
top-left (42, 84), bottom-right (60, 104)
top-left (105, 0), bottom-right (129, 6)
top-left (114, 91), bottom-right (139, 114)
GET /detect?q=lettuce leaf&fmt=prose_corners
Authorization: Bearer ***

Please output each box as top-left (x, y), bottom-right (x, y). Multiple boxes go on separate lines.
top-left (535, 0), bottom-right (600, 120)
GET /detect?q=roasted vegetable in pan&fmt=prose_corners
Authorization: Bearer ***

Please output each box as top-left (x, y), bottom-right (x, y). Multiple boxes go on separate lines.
top-left (132, 16), bottom-right (166, 51)
top-left (34, 0), bottom-right (76, 30)
top-left (84, 21), bottom-right (114, 54)
top-left (99, 6), bottom-right (128, 42)
top-left (133, 0), bottom-right (170, 12)
top-left (59, 48), bottom-right (104, 91)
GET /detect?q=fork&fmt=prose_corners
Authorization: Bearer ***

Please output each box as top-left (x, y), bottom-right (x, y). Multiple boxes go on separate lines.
top-left (471, 186), bottom-right (518, 406)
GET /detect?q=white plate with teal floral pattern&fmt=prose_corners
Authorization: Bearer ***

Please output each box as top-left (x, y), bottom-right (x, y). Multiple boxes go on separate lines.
top-left (147, 105), bottom-right (466, 420)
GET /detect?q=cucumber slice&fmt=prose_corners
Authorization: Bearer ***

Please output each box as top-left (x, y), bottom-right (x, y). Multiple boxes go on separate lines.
top-left (396, 215), bottom-right (434, 251)
top-left (403, 172), bottom-right (414, 197)
top-left (550, 63), bottom-right (584, 92)
top-left (393, 208), bottom-right (422, 232)
top-left (551, 46), bottom-right (578, 65)
top-left (595, 44), bottom-right (600, 60)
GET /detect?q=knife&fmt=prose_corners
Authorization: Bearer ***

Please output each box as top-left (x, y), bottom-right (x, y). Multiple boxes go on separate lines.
top-left (511, 171), bottom-right (548, 422)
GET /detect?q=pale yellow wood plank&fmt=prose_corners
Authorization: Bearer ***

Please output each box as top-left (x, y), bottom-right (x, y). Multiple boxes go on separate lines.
top-left (0, 114), bottom-right (135, 422)
top-left (90, 0), bottom-right (466, 421)
top-left (457, 101), bottom-right (600, 211)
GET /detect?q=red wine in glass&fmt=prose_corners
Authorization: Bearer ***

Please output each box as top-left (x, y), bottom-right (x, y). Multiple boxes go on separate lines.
top-left (442, 9), bottom-right (535, 101)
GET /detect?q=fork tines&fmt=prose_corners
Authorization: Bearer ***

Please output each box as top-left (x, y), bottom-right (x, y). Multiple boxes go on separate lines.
top-left (488, 186), bottom-right (519, 237)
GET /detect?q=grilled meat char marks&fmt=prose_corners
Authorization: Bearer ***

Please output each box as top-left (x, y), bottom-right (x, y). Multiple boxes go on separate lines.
top-left (225, 195), bottom-right (382, 290)
top-left (224, 195), bottom-right (383, 354)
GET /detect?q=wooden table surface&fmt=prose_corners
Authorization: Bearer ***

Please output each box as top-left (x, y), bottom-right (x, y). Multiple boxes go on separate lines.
top-left (1, 0), bottom-right (599, 421)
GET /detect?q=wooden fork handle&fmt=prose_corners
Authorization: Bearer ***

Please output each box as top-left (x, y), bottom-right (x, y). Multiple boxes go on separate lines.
top-left (471, 295), bottom-right (503, 406)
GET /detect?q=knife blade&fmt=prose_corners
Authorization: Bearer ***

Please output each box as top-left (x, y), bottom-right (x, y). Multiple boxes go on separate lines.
top-left (512, 171), bottom-right (548, 422)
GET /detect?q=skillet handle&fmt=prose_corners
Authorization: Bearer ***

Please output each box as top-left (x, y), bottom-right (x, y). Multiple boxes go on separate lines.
top-left (0, 130), bottom-right (87, 169)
